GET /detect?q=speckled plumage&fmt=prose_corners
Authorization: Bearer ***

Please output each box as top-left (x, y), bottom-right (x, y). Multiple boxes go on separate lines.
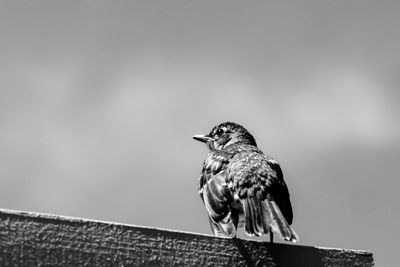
top-left (194, 122), bottom-right (298, 242)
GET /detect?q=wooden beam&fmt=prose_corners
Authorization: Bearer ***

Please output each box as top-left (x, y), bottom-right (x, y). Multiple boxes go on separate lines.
top-left (0, 209), bottom-right (373, 266)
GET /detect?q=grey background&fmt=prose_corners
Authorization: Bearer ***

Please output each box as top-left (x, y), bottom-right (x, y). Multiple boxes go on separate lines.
top-left (1, 1), bottom-right (399, 266)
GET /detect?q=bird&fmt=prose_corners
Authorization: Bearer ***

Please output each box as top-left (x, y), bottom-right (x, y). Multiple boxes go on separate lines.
top-left (193, 122), bottom-right (298, 243)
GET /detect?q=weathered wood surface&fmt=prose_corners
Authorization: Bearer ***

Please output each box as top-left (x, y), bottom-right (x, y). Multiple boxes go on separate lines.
top-left (0, 209), bottom-right (373, 266)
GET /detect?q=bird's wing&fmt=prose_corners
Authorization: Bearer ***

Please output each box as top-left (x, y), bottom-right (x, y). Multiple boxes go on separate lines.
top-left (199, 151), bottom-right (237, 237)
top-left (266, 159), bottom-right (293, 224)
top-left (198, 152), bottom-right (230, 192)
top-left (231, 152), bottom-right (298, 241)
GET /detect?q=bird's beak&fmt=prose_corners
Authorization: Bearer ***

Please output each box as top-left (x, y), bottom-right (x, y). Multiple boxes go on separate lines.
top-left (192, 134), bottom-right (213, 143)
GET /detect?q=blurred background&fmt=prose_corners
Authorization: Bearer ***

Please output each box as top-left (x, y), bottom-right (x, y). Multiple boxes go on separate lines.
top-left (0, 1), bottom-right (399, 265)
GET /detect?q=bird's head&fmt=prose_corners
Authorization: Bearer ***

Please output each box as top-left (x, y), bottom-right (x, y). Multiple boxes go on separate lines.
top-left (193, 122), bottom-right (257, 150)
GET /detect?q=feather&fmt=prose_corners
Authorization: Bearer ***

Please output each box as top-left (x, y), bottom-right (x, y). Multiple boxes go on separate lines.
top-left (201, 170), bottom-right (239, 238)
top-left (265, 200), bottom-right (299, 242)
top-left (203, 180), bottom-right (228, 220)
top-left (250, 197), bottom-right (263, 236)
top-left (208, 213), bottom-right (236, 238)
top-left (243, 198), bottom-right (254, 236)
top-left (241, 197), bottom-right (298, 242)
top-left (260, 200), bottom-right (272, 234)
top-left (242, 197), bottom-right (269, 237)
top-left (242, 196), bottom-right (269, 236)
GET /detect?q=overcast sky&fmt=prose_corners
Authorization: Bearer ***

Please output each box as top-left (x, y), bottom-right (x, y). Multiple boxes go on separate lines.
top-left (0, 1), bottom-right (399, 265)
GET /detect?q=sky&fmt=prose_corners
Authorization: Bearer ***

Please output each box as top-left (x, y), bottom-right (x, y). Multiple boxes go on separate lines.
top-left (0, 1), bottom-right (399, 265)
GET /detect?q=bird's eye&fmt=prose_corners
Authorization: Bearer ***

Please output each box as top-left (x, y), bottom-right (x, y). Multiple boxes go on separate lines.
top-left (216, 128), bottom-right (225, 135)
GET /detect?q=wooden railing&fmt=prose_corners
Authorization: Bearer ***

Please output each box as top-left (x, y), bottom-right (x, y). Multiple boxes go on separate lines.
top-left (0, 209), bottom-right (373, 266)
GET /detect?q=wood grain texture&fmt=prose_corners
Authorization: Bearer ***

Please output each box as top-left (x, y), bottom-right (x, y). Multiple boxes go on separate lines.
top-left (0, 209), bottom-right (373, 266)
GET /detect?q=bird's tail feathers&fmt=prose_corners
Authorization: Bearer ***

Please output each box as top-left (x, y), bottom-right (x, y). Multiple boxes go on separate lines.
top-left (242, 197), bottom-right (299, 242)
top-left (264, 200), bottom-right (299, 242)
top-left (242, 197), bottom-right (271, 237)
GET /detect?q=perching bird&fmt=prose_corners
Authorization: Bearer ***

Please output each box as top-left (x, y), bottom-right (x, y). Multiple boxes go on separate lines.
top-left (193, 122), bottom-right (298, 242)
